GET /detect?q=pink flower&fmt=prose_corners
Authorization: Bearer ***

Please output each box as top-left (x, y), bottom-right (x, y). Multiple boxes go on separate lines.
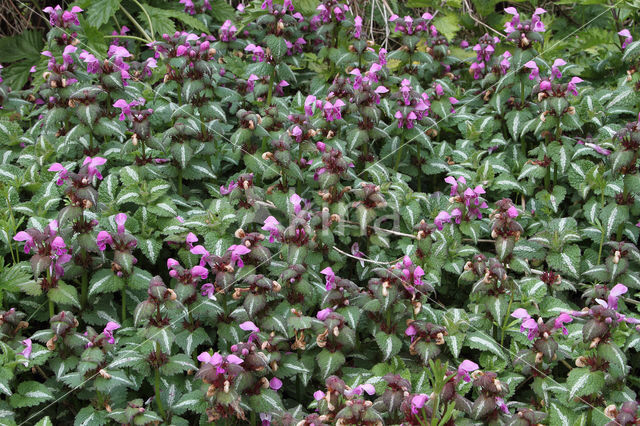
top-left (103, 321), bottom-right (120, 344)
top-left (191, 265), bottom-right (208, 280)
top-left (539, 80), bottom-right (552, 91)
top-left (48, 163), bottom-right (69, 185)
top-left (567, 76), bottom-right (583, 96)
top-left (83, 156), bottom-right (107, 181)
top-left (506, 206), bottom-right (519, 218)
top-left (304, 95), bottom-right (316, 116)
top-left (460, 40), bottom-right (469, 48)
top-left (96, 231), bottom-right (113, 251)
top-left (220, 180), bottom-right (239, 195)
top-left (239, 321), bottom-right (259, 333)
top-left (228, 244), bottom-right (251, 268)
top-left (411, 394), bottom-right (429, 414)
top-left (13, 231), bottom-right (35, 254)
top-left (619, 29), bottom-right (633, 49)
top-left (323, 99), bottom-right (345, 121)
top-left (353, 16), bottom-right (363, 39)
top-left (262, 216), bottom-right (280, 243)
top-left (444, 175), bottom-right (466, 196)
top-left (524, 61), bottom-right (539, 80)
top-left (596, 283), bottom-right (628, 310)
top-left (511, 309), bottom-right (539, 340)
top-left (313, 390), bottom-right (325, 400)
top-left (201, 283), bottom-right (216, 300)
top-left (186, 232), bottom-right (198, 249)
top-left (51, 236), bottom-right (67, 256)
top-left (62, 45), bottom-right (77, 65)
top-left (269, 377), bottom-right (283, 390)
top-left (457, 360), bottom-right (479, 382)
top-left (290, 193), bottom-right (303, 214)
top-left (553, 313), bottom-right (572, 335)
top-left (227, 354), bottom-right (243, 364)
top-left (434, 211), bottom-right (452, 230)
top-left (19, 338), bottom-right (32, 363)
top-left (247, 74), bottom-right (259, 92)
top-left (551, 58), bottom-right (566, 80)
top-left (114, 213), bottom-right (127, 235)
top-left (321, 267), bottom-right (336, 291)
top-left (317, 308), bottom-right (332, 321)
top-left (496, 397), bottom-right (510, 414)
top-left (451, 208), bottom-right (462, 224)
top-left (113, 99), bottom-right (139, 121)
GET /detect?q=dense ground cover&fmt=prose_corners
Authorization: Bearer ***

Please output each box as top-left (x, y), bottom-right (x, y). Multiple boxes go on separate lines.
top-left (0, 0), bottom-right (640, 424)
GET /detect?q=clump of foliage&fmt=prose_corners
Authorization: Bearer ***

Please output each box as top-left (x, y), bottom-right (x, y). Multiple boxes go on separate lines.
top-left (0, 0), bottom-right (640, 425)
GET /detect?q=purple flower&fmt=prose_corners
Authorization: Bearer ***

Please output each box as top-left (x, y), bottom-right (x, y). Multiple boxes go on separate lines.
top-left (444, 175), bottom-right (466, 196)
top-left (434, 211), bottom-right (452, 230)
top-left (191, 265), bottom-right (208, 280)
top-left (220, 20), bottom-right (237, 42)
top-left (290, 193), bottom-right (303, 214)
top-left (103, 321), bottom-right (120, 344)
top-left (247, 74), bottom-right (259, 92)
top-left (596, 283), bottom-right (628, 310)
top-left (553, 313), bottom-right (572, 335)
top-left (317, 308), bottom-right (332, 321)
top-left (228, 244), bottom-right (251, 268)
top-left (507, 206), bottom-right (519, 218)
top-left (186, 232), bottom-right (198, 250)
top-left (13, 231), bottom-right (35, 254)
top-left (313, 390), bottom-right (325, 400)
top-left (304, 95), bottom-right (316, 116)
top-left (261, 216), bottom-right (280, 243)
top-left (345, 383), bottom-right (375, 397)
top-left (18, 338), bottom-right (32, 366)
top-left (220, 179), bottom-right (239, 195)
top-left (524, 61), bottom-right (539, 80)
top-left (500, 52), bottom-right (511, 74)
top-left (201, 283), bottom-right (216, 300)
top-left (240, 321), bottom-right (259, 333)
top-left (460, 40), bottom-right (469, 48)
top-left (496, 397), bottom-right (510, 414)
top-left (245, 44), bottom-right (265, 62)
top-left (323, 99), bottom-right (345, 121)
top-left (457, 360), bottom-right (479, 382)
top-left (504, 7), bottom-right (519, 34)
top-left (531, 8), bottom-right (546, 32)
top-left (113, 99), bottom-right (140, 121)
top-left (114, 213), bottom-right (127, 235)
top-left (470, 61), bottom-right (485, 80)
top-left (83, 156), bottom-right (107, 181)
top-left (321, 267), bottom-right (335, 291)
top-left (354, 16), bottom-right (363, 39)
top-left (619, 29), bottom-right (633, 49)
top-left (96, 231), bottom-right (113, 251)
top-left (411, 394), bottom-right (429, 415)
top-left (62, 45), bottom-right (77, 65)
top-left (551, 58), bottom-right (566, 80)
top-left (567, 76), bottom-right (583, 96)
top-left (511, 308), bottom-right (539, 340)
top-left (269, 377), bottom-right (282, 390)
top-left (48, 163), bottom-right (69, 185)
top-left (351, 243), bottom-right (365, 267)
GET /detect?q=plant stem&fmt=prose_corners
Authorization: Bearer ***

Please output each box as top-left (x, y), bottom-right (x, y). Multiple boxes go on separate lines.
top-left (501, 291), bottom-right (514, 347)
top-left (544, 166), bottom-right (550, 191)
top-left (118, 4), bottom-right (152, 42)
top-left (131, 0), bottom-right (153, 37)
top-left (104, 34), bottom-right (150, 43)
top-left (81, 270), bottom-right (88, 311)
top-left (121, 283), bottom-right (127, 323)
top-left (266, 68), bottom-right (276, 106)
top-left (49, 298), bottom-right (54, 318)
top-left (154, 363), bottom-right (165, 418)
top-left (394, 141), bottom-right (405, 172)
top-left (417, 140), bottom-right (422, 192)
top-left (177, 169), bottom-right (183, 197)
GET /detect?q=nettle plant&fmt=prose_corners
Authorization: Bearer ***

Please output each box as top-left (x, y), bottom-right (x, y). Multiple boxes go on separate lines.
top-left (1, 0), bottom-right (640, 425)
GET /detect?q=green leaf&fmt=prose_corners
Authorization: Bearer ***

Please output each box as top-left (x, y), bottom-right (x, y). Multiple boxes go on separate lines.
top-left (600, 203), bottom-right (629, 239)
top-left (317, 349), bottom-right (345, 379)
top-left (10, 381), bottom-right (53, 408)
top-left (375, 332), bottom-right (402, 362)
top-left (466, 331), bottom-right (506, 360)
top-left (566, 368), bottom-right (604, 400)
top-left (597, 343), bottom-right (627, 378)
top-left (88, 269), bottom-right (124, 297)
top-left (87, 0), bottom-right (122, 28)
top-left (265, 35), bottom-right (288, 61)
top-left (48, 282), bottom-right (80, 308)
top-left (34, 416), bottom-right (53, 426)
